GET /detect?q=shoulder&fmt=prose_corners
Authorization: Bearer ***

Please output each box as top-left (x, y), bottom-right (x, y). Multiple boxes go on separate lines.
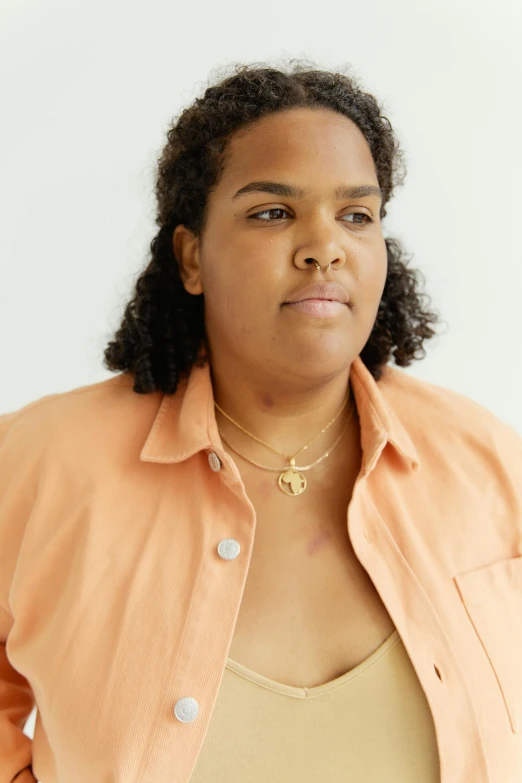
top-left (382, 364), bottom-right (517, 432)
top-left (0, 373), bottom-right (165, 466)
top-left (381, 364), bottom-right (522, 479)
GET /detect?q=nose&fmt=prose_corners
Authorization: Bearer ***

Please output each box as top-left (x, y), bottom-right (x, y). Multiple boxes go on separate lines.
top-left (294, 254), bottom-right (345, 272)
top-left (292, 224), bottom-right (346, 272)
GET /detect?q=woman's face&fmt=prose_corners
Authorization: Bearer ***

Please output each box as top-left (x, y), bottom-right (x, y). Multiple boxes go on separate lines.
top-left (175, 106), bottom-right (388, 385)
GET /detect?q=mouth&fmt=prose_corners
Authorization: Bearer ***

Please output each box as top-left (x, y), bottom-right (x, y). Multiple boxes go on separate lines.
top-left (283, 298), bottom-right (347, 317)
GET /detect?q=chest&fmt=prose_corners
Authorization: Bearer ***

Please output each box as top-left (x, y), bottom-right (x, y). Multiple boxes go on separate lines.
top-left (226, 442), bottom-right (396, 688)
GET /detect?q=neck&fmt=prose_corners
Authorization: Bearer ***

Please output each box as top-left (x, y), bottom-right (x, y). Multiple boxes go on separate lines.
top-left (209, 358), bottom-right (355, 459)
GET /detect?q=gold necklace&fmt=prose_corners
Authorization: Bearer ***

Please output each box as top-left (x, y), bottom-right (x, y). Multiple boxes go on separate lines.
top-left (215, 398), bottom-right (354, 497)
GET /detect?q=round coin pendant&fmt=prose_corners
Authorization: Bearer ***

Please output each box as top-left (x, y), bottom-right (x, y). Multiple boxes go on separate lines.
top-left (278, 469), bottom-right (307, 496)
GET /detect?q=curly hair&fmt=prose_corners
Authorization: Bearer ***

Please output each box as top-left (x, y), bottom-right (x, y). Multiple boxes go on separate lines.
top-left (103, 58), bottom-right (444, 394)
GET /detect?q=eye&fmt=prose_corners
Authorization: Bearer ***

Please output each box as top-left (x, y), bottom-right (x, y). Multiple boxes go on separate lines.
top-left (248, 208), bottom-right (289, 221)
top-left (248, 209), bottom-right (373, 226)
top-left (342, 212), bottom-right (373, 226)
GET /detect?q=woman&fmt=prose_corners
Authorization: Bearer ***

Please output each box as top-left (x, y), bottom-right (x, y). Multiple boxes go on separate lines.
top-left (1, 60), bottom-right (521, 783)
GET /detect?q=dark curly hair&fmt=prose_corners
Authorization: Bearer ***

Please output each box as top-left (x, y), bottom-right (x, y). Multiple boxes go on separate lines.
top-left (103, 57), bottom-right (444, 394)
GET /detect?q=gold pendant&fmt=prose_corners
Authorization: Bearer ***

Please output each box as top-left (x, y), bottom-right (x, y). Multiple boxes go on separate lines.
top-left (278, 468), bottom-right (307, 496)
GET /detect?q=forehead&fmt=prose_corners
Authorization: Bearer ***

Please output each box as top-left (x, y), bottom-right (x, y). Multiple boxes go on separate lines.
top-left (219, 107), bottom-right (378, 189)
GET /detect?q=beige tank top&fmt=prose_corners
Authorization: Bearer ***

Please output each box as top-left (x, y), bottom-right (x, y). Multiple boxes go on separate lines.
top-left (189, 629), bottom-right (441, 781)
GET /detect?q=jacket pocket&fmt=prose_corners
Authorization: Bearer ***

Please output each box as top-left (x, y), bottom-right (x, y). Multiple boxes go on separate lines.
top-left (453, 554), bottom-right (522, 734)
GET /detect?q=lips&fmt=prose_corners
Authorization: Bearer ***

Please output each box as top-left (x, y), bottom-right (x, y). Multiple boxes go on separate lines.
top-left (284, 281), bottom-right (350, 305)
top-left (285, 299), bottom-right (346, 317)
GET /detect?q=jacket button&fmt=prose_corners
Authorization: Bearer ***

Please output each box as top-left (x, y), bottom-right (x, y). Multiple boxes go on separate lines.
top-left (174, 697), bottom-right (199, 722)
top-left (207, 451), bottom-right (222, 472)
top-left (217, 538), bottom-right (241, 560)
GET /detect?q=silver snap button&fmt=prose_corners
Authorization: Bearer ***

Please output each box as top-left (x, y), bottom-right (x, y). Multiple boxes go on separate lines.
top-left (208, 451), bottom-right (222, 472)
top-left (217, 538), bottom-right (241, 560)
top-left (174, 697), bottom-right (199, 722)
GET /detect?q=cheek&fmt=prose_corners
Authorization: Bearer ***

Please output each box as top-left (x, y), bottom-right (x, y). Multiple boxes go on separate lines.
top-left (359, 245), bottom-right (388, 298)
top-left (204, 266), bottom-right (274, 334)
top-left (350, 254), bottom-right (387, 325)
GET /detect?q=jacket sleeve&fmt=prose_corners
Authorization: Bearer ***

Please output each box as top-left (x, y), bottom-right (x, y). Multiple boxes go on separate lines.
top-left (0, 411), bottom-right (37, 783)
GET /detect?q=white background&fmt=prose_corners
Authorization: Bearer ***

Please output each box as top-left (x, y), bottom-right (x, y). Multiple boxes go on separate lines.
top-left (1, 0), bottom-right (521, 758)
top-left (1, 0), bottom-right (521, 432)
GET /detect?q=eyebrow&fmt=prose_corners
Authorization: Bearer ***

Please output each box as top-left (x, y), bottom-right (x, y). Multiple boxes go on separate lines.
top-left (231, 180), bottom-right (383, 202)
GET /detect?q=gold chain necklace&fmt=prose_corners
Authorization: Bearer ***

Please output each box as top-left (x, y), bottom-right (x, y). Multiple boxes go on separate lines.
top-left (214, 394), bottom-right (354, 497)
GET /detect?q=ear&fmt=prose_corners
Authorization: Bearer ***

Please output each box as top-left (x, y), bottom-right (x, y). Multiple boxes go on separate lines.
top-left (172, 224), bottom-right (203, 295)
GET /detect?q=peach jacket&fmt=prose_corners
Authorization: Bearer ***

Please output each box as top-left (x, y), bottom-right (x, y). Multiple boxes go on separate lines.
top-left (1, 355), bottom-right (522, 782)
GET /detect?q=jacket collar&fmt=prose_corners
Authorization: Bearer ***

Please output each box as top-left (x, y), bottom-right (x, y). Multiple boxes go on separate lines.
top-left (140, 355), bottom-right (420, 474)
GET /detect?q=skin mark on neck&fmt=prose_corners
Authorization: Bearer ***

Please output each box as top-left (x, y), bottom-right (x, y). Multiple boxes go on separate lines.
top-left (260, 392), bottom-right (274, 408)
top-left (306, 529), bottom-right (333, 555)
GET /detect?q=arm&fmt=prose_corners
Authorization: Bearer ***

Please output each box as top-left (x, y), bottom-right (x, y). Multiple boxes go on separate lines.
top-left (0, 412), bottom-right (36, 783)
